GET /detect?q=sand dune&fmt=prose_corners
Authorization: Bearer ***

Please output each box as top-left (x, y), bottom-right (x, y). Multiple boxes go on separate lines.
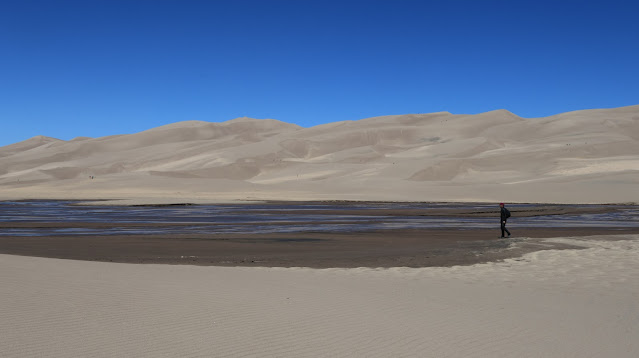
top-left (1, 105), bottom-right (638, 203)
top-left (2, 234), bottom-right (638, 357)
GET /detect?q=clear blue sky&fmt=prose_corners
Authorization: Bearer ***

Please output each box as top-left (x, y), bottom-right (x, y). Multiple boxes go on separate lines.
top-left (1, 0), bottom-right (637, 146)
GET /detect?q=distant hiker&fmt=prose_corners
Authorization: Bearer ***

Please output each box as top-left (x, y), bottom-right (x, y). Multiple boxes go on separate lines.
top-left (500, 203), bottom-right (511, 238)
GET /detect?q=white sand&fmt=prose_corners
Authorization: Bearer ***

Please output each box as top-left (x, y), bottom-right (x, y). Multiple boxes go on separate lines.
top-left (1, 105), bottom-right (638, 204)
top-left (2, 235), bottom-right (638, 357)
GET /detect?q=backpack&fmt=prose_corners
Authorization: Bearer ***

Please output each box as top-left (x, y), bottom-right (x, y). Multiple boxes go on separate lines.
top-left (504, 208), bottom-right (511, 218)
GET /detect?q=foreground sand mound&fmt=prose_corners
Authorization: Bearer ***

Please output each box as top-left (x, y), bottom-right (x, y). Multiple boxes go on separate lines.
top-left (2, 235), bottom-right (638, 357)
top-left (1, 105), bottom-right (638, 203)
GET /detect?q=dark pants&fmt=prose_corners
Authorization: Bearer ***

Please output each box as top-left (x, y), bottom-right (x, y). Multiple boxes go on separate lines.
top-left (501, 220), bottom-right (511, 237)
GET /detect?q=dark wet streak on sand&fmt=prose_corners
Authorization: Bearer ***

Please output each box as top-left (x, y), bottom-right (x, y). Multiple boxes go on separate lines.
top-left (0, 201), bottom-right (637, 268)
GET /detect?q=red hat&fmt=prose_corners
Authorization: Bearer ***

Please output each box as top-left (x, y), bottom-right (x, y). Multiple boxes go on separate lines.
top-left (499, 203), bottom-right (504, 206)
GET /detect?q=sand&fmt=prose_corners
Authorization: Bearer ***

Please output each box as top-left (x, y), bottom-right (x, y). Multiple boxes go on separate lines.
top-left (2, 105), bottom-right (638, 356)
top-left (3, 226), bottom-right (639, 268)
top-left (2, 234), bottom-right (638, 357)
top-left (1, 105), bottom-right (638, 204)
top-left (2, 202), bottom-right (637, 267)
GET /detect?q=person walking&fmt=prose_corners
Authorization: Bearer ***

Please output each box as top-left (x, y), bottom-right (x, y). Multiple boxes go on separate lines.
top-left (500, 203), bottom-right (511, 238)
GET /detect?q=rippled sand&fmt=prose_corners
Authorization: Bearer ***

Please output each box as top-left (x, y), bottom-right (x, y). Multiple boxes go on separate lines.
top-left (2, 234), bottom-right (638, 357)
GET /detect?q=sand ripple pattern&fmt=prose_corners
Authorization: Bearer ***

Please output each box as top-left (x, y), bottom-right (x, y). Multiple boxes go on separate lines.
top-left (1, 235), bottom-right (638, 357)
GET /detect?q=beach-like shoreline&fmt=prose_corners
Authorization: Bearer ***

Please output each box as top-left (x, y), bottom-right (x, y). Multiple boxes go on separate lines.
top-left (2, 200), bottom-right (637, 267)
top-left (2, 227), bottom-right (639, 268)
top-left (2, 199), bottom-right (638, 357)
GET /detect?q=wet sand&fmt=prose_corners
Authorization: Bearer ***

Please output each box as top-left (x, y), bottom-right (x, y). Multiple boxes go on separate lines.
top-left (2, 226), bottom-right (639, 268)
top-left (1, 202), bottom-right (638, 268)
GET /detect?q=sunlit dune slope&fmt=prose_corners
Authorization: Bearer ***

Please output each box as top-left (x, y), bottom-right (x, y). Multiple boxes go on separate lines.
top-left (1, 106), bottom-right (638, 203)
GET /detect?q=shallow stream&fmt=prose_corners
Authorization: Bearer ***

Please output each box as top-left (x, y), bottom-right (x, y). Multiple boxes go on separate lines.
top-left (0, 201), bottom-right (637, 236)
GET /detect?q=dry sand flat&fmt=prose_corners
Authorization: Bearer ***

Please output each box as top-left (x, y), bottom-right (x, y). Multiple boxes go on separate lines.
top-left (1, 234), bottom-right (638, 357)
top-left (1, 105), bottom-right (638, 204)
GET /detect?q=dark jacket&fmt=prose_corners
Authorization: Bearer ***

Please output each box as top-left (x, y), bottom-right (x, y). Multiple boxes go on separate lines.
top-left (500, 207), bottom-right (510, 221)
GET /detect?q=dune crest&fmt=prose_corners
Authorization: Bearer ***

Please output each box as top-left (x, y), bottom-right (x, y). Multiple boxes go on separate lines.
top-left (1, 107), bottom-right (638, 203)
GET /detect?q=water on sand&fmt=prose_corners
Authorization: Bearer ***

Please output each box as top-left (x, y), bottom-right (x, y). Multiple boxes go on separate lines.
top-left (0, 201), bottom-right (637, 236)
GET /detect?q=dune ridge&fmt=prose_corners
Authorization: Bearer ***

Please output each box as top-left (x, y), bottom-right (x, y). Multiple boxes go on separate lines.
top-left (1, 106), bottom-right (638, 203)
